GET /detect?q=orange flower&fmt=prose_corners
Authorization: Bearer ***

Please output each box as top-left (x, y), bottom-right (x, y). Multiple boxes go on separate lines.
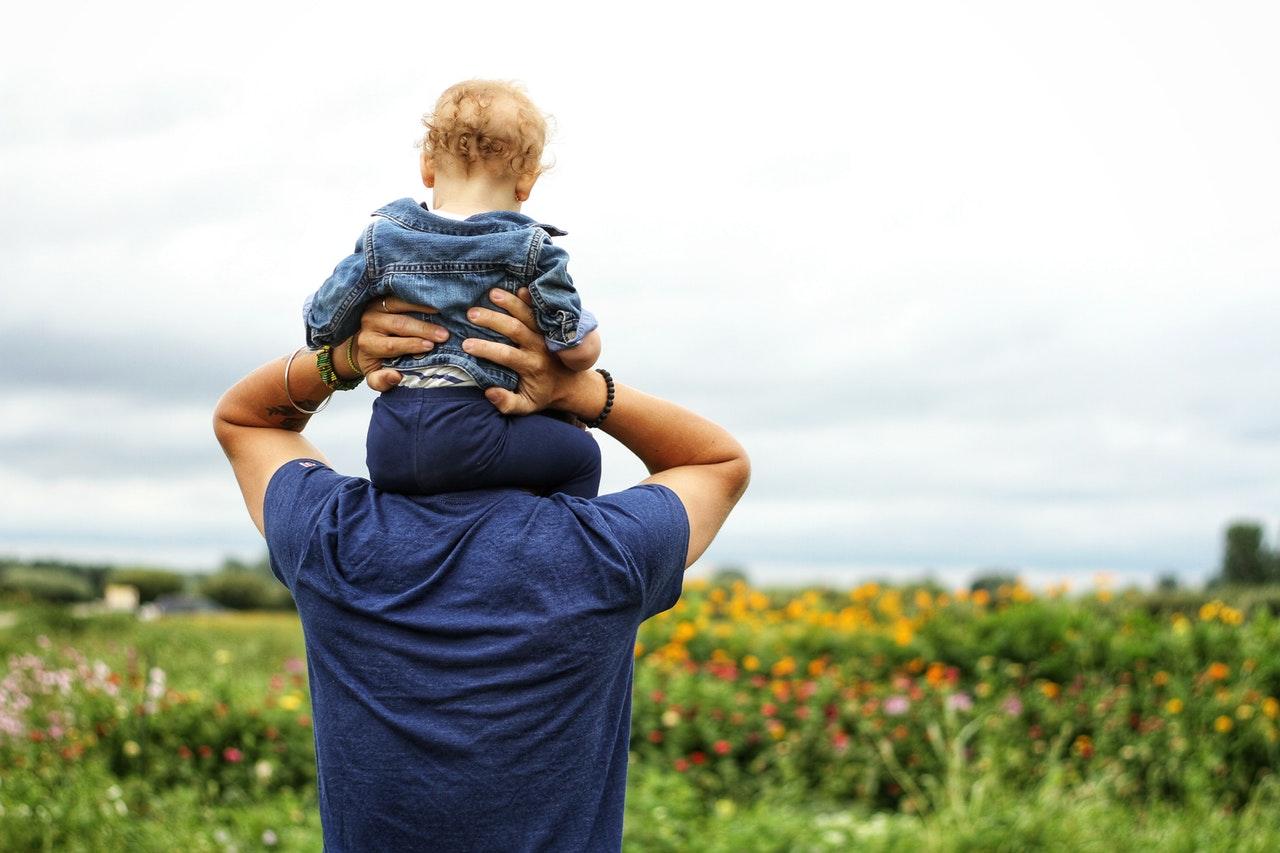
top-left (1040, 681), bottom-right (1061, 699)
top-left (1206, 662), bottom-right (1230, 681)
top-left (1214, 715), bottom-right (1233, 733)
top-left (1263, 698), bottom-right (1279, 720)
top-left (1152, 671), bottom-right (1170, 687)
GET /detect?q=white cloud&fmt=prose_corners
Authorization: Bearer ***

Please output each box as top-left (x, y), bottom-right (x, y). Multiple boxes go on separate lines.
top-left (2, 0), bottom-right (1278, 579)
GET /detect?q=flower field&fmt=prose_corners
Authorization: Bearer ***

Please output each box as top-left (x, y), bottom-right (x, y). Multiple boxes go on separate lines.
top-left (3, 580), bottom-right (1280, 851)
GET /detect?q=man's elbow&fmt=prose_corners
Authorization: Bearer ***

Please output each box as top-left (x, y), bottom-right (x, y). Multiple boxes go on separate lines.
top-left (724, 446), bottom-right (751, 503)
top-left (212, 391), bottom-right (240, 453)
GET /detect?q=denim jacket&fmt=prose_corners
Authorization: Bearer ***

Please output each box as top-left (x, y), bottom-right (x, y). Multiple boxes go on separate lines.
top-left (304, 198), bottom-right (597, 391)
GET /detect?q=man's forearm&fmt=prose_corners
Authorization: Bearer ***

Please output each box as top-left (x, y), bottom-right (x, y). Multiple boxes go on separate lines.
top-left (557, 373), bottom-right (747, 476)
top-left (214, 343), bottom-right (362, 435)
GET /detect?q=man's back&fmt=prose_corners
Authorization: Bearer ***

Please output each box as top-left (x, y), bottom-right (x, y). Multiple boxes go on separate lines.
top-left (263, 459), bottom-right (689, 852)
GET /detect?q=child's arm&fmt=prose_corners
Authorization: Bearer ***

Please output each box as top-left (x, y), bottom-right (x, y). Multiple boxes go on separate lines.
top-left (556, 327), bottom-right (601, 371)
top-left (304, 222), bottom-right (376, 348)
top-left (527, 236), bottom-right (600, 365)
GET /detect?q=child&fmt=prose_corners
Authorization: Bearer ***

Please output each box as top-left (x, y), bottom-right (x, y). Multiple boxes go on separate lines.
top-left (303, 79), bottom-right (603, 498)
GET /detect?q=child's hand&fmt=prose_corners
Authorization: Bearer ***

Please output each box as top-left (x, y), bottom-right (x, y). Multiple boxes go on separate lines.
top-left (351, 297), bottom-right (449, 391)
top-left (556, 328), bottom-right (601, 372)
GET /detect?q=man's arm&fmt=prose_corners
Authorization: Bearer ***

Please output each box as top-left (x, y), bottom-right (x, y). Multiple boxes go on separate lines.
top-left (463, 290), bottom-right (749, 568)
top-left (212, 299), bottom-right (448, 535)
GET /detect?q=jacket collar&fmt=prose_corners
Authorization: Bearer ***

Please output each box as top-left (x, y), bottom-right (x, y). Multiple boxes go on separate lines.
top-left (370, 198), bottom-right (567, 237)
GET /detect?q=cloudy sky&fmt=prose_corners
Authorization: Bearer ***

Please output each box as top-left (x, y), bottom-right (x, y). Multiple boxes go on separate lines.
top-left (2, 1), bottom-right (1277, 587)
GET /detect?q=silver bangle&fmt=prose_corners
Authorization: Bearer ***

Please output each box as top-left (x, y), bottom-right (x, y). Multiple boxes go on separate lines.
top-left (284, 346), bottom-right (332, 415)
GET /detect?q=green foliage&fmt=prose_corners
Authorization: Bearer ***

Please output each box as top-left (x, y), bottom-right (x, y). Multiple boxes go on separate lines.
top-left (0, 565), bottom-right (96, 603)
top-left (199, 570), bottom-right (294, 611)
top-left (970, 570), bottom-right (1018, 595)
top-left (8, 590), bottom-right (1280, 848)
top-left (1223, 521), bottom-right (1269, 585)
top-left (108, 568), bottom-right (188, 603)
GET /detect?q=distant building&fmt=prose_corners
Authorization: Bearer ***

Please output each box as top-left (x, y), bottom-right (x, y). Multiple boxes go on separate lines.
top-left (137, 593), bottom-right (227, 621)
top-left (103, 583), bottom-right (140, 612)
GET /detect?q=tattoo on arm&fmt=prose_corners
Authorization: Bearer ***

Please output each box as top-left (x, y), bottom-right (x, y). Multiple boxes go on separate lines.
top-left (265, 403), bottom-right (320, 432)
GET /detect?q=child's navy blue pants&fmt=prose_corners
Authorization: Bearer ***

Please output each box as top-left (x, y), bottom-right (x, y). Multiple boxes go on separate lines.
top-left (366, 386), bottom-right (602, 498)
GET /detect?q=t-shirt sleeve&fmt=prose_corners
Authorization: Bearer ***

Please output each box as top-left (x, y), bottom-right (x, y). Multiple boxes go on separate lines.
top-left (590, 484), bottom-right (690, 621)
top-left (262, 458), bottom-right (349, 592)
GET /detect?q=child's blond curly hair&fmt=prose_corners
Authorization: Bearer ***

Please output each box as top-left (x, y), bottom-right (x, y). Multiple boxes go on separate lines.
top-left (418, 80), bottom-right (550, 179)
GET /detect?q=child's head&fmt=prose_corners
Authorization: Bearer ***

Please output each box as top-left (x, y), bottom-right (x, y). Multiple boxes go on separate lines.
top-left (418, 80), bottom-right (550, 201)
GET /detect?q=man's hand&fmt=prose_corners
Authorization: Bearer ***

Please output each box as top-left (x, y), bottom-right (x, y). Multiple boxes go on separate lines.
top-left (347, 298), bottom-right (449, 391)
top-left (462, 288), bottom-right (600, 416)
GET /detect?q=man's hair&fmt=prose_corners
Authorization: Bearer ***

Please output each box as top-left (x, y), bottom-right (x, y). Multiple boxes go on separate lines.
top-left (418, 79), bottom-right (550, 179)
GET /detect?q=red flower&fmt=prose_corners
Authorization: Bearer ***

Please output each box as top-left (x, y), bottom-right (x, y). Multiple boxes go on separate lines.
top-left (794, 706), bottom-right (810, 720)
top-left (713, 739), bottom-right (732, 755)
top-left (265, 725), bottom-right (279, 741)
top-left (223, 747), bottom-right (244, 763)
top-left (674, 758), bottom-right (689, 772)
top-left (832, 731), bottom-right (850, 751)
top-left (762, 703), bottom-right (777, 718)
top-left (650, 690), bottom-right (665, 703)
top-left (178, 745), bottom-right (192, 759)
top-left (198, 745), bottom-right (213, 758)
top-left (690, 751), bottom-right (707, 765)
top-left (297, 715), bottom-right (312, 728)
top-left (648, 730), bottom-right (664, 744)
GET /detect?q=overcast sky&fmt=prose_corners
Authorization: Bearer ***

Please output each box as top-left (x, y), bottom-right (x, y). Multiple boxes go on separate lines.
top-left (2, 1), bottom-right (1277, 587)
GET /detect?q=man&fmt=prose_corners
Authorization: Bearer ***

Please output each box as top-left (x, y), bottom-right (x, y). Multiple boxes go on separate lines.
top-left (213, 289), bottom-right (749, 851)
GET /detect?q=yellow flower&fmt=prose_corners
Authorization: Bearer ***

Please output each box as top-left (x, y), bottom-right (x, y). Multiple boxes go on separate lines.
top-left (1199, 601), bottom-right (1222, 622)
top-left (672, 622), bottom-right (697, 643)
top-left (1166, 698), bottom-right (1183, 715)
top-left (1172, 614), bottom-right (1190, 635)
top-left (743, 655), bottom-right (760, 672)
top-left (661, 709), bottom-right (681, 727)
top-left (122, 740), bottom-right (141, 757)
top-left (770, 657), bottom-right (796, 678)
top-left (279, 694), bottom-right (303, 711)
top-left (1263, 698), bottom-right (1279, 720)
top-left (633, 642), bottom-right (645, 658)
top-left (1237, 705), bottom-right (1255, 720)
top-left (1215, 715), bottom-right (1233, 733)
top-left (892, 618), bottom-right (914, 647)
top-left (1152, 671), bottom-right (1170, 687)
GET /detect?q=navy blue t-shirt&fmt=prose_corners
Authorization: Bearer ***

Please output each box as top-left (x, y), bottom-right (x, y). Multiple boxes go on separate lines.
top-left (263, 459), bottom-right (689, 852)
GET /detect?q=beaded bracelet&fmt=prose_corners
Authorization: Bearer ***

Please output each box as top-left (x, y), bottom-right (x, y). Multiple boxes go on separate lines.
top-left (316, 344), bottom-right (362, 392)
top-left (345, 337), bottom-right (364, 381)
top-left (584, 368), bottom-right (615, 429)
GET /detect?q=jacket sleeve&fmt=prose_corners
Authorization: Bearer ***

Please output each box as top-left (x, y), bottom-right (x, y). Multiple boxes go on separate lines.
top-left (528, 236), bottom-right (598, 352)
top-left (303, 223), bottom-right (376, 348)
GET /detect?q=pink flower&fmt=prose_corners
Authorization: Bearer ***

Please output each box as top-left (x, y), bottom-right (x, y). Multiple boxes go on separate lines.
top-left (947, 693), bottom-right (974, 712)
top-left (283, 657), bottom-right (305, 674)
top-left (1002, 696), bottom-right (1024, 717)
top-left (883, 696), bottom-right (910, 716)
top-left (223, 747), bottom-right (244, 763)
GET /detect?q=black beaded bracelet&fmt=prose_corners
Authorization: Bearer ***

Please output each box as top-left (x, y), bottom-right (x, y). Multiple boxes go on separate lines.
top-left (584, 368), bottom-right (614, 429)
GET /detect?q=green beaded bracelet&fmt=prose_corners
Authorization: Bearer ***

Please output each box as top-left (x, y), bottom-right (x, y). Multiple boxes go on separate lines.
top-left (316, 344), bottom-right (363, 392)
